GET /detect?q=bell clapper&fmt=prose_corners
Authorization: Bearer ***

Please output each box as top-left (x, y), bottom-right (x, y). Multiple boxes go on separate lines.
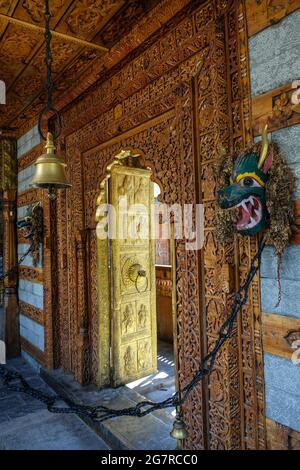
top-left (48, 187), bottom-right (56, 200)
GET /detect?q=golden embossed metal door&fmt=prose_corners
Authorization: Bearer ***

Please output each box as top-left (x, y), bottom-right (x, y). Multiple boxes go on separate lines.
top-left (96, 151), bottom-right (157, 387)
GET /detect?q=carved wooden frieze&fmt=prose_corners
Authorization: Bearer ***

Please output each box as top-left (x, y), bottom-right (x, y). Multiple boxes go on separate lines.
top-left (19, 300), bottom-right (44, 325)
top-left (18, 266), bottom-right (43, 283)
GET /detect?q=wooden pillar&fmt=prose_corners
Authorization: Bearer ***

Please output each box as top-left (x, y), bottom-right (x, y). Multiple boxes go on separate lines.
top-left (74, 230), bottom-right (90, 384)
top-left (0, 138), bottom-right (18, 358)
top-left (3, 189), bottom-right (20, 358)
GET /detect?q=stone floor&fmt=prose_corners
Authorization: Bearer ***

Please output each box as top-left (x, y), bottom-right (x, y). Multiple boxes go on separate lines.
top-left (126, 339), bottom-right (176, 406)
top-left (41, 340), bottom-right (176, 450)
top-left (0, 357), bottom-right (109, 450)
top-left (0, 340), bottom-right (176, 450)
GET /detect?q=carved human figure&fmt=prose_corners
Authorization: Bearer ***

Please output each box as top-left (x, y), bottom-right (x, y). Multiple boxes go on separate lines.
top-left (118, 174), bottom-right (134, 206)
top-left (122, 304), bottom-right (134, 334)
top-left (138, 341), bottom-right (149, 370)
top-left (137, 304), bottom-right (147, 329)
top-left (124, 345), bottom-right (134, 375)
top-left (135, 177), bottom-right (148, 204)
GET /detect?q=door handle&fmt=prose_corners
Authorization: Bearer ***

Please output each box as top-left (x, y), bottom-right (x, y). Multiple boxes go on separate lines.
top-left (128, 263), bottom-right (148, 293)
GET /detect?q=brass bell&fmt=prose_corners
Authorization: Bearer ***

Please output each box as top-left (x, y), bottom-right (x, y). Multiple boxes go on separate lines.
top-left (31, 132), bottom-right (71, 198)
top-left (170, 412), bottom-right (188, 441)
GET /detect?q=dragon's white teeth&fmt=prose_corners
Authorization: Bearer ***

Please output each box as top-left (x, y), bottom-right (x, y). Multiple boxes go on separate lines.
top-left (249, 196), bottom-right (254, 206)
top-left (241, 200), bottom-right (249, 213)
top-left (254, 209), bottom-right (260, 218)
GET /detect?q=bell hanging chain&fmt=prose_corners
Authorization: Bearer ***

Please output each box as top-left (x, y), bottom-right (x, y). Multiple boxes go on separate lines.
top-left (0, 237), bottom-right (266, 423)
top-left (38, 0), bottom-right (61, 140)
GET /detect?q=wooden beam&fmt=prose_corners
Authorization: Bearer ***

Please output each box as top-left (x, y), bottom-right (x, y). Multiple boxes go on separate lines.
top-left (291, 201), bottom-right (300, 245)
top-left (262, 312), bottom-right (300, 360)
top-left (266, 417), bottom-right (300, 450)
top-left (19, 301), bottom-right (44, 326)
top-left (246, 0), bottom-right (300, 37)
top-left (2, 188), bottom-right (20, 358)
top-left (20, 337), bottom-right (46, 367)
top-left (252, 82), bottom-right (300, 136)
top-left (0, 13), bottom-right (109, 52)
top-left (18, 266), bottom-right (43, 284)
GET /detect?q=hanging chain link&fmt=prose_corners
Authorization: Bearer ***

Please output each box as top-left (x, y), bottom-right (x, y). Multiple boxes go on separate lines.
top-left (38, 0), bottom-right (61, 140)
top-left (0, 237), bottom-right (266, 423)
top-left (44, 0), bottom-right (53, 114)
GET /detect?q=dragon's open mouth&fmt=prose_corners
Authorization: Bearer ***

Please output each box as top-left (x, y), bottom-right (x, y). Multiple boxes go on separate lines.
top-left (236, 195), bottom-right (262, 231)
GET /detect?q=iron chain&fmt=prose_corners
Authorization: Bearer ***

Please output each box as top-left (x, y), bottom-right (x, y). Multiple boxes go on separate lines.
top-left (0, 237), bottom-right (266, 423)
top-left (38, 0), bottom-right (61, 140)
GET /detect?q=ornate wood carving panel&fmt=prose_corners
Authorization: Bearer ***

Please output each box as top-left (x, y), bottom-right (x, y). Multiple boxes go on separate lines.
top-left (53, 0), bottom-right (266, 450)
top-left (19, 300), bottom-right (44, 325)
top-left (1, 0), bottom-right (172, 137)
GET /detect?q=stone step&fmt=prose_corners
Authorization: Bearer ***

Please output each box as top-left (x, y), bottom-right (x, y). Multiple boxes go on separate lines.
top-left (41, 368), bottom-right (176, 451)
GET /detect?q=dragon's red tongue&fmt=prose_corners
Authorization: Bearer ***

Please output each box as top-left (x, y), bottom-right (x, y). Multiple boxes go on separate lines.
top-left (238, 205), bottom-right (250, 226)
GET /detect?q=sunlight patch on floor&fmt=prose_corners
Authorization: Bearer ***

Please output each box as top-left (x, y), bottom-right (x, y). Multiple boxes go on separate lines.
top-left (126, 371), bottom-right (170, 390)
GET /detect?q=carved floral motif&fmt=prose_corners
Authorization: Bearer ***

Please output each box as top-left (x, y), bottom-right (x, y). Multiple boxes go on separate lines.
top-left (66, 0), bottom-right (120, 36)
top-left (22, 0), bottom-right (64, 23)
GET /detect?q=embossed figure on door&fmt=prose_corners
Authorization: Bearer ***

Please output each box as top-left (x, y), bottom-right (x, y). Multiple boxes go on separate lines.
top-left (96, 150), bottom-right (157, 387)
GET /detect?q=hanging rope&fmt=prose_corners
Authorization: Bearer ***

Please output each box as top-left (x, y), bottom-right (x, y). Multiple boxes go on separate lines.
top-left (0, 236), bottom-right (266, 423)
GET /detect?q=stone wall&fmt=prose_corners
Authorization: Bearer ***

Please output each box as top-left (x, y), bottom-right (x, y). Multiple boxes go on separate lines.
top-left (248, 7), bottom-right (300, 439)
top-left (17, 126), bottom-right (44, 370)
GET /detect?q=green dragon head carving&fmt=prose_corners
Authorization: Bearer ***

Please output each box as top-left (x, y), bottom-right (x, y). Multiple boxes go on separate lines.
top-left (218, 126), bottom-right (273, 236)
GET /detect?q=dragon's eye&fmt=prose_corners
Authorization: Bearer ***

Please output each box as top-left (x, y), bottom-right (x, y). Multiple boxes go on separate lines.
top-left (239, 177), bottom-right (261, 188)
top-left (242, 177), bottom-right (253, 186)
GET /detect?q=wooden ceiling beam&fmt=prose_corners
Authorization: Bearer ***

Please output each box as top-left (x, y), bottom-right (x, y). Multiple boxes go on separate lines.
top-left (0, 13), bottom-right (109, 52)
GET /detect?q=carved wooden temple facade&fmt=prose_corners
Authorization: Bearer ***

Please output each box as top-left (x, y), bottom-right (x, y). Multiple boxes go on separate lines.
top-left (1, 0), bottom-right (300, 450)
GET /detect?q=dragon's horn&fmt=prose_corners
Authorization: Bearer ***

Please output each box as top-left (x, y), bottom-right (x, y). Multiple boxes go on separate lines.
top-left (257, 124), bottom-right (269, 169)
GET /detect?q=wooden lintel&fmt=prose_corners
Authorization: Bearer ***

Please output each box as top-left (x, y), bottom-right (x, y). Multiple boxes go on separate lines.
top-left (262, 312), bottom-right (300, 360)
top-left (19, 301), bottom-right (44, 326)
top-left (20, 337), bottom-right (46, 367)
top-left (0, 13), bottom-right (109, 53)
top-left (18, 266), bottom-right (43, 284)
top-left (246, 0), bottom-right (300, 37)
top-left (266, 417), bottom-right (300, 450)
top-left (291, 200), bottom-right (300, 244)
top-left (252, 82), bottom-right (300, 136)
